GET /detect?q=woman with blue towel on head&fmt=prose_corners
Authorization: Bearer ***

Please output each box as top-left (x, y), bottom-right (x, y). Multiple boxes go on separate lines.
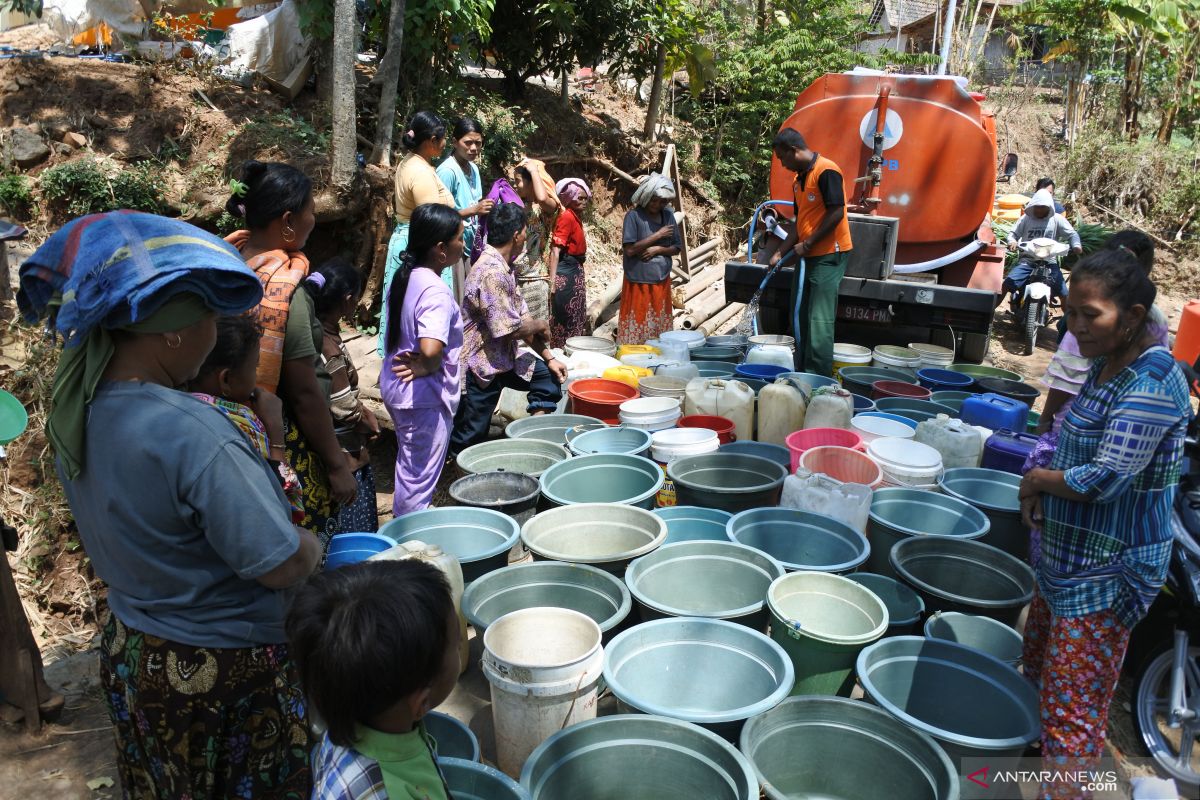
top-left (18, 211), bottom-right (321, 799)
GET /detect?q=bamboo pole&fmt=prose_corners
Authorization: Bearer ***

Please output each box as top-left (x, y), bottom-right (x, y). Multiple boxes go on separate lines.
top-left (701, 303), bottom-right (746, 336)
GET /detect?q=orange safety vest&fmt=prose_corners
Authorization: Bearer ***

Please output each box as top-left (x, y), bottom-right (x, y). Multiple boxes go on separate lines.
top-left (792, 154), bottom-right (853, 257)
top-left (225, 231), bottom-right (310, 394)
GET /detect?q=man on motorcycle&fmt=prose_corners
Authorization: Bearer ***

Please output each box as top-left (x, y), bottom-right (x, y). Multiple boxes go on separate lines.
top-left (1001, 189), bottom-right (1083, 307)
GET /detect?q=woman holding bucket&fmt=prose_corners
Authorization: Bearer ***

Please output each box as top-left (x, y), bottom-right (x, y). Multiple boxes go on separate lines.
top-left (1018, 253), bottom-right (1188, 799)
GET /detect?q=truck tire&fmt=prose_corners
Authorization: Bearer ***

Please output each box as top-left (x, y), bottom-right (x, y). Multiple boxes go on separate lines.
top-left (1023, 300), bottom-right (1041, 355)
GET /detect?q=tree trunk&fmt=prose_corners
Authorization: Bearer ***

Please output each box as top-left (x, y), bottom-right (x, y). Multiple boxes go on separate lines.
top-left (370, 0), bottom-right (406, 166)
top-left (560, 68), bottom-right (569, 106)
top-left (642, 43), bottom-right (667, 142)
top-left (1156, 36), bottom-right (1196, 144)
top-left (756, 0), bottom-right (767, 32)
top-left (328, 0), bottom-right (358, 191)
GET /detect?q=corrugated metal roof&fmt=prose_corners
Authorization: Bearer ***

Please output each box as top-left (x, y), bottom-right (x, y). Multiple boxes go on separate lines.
top-left (883, 0), bottom-right (941, 28)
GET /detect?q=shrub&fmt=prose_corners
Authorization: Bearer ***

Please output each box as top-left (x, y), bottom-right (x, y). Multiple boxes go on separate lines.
top-left (0, 172), bottom-right (34, 219)
top-left (40, 157), bottom-right (165, 220)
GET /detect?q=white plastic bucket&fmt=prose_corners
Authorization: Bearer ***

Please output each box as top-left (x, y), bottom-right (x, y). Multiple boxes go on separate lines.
top-left (650, 427), bottom-right (721, 506)
top-left (482, 608), bottom-right (604, 778)
top-left (867, 437), bottom-right (944, 489)
top-left (852, 414), bottom-right (917, 443)
top-left (832, 343), bottom-right (873, 376)
top-left (748, 334), bottom-right (796, 352)
top-left (619, 397), bottom-right (683, 432)
top-left (660, 330), bottom-right (706, 350)
top-left (908, 342), bottom-right (955, 368)
top-left (564, 336), bottom-right (617, 357)
top-left (871, 346), bottom-right (922, 370)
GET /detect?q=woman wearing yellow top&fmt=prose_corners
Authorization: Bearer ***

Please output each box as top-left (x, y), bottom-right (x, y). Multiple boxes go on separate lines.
top-left (379, 111), bottom-right (455, 355)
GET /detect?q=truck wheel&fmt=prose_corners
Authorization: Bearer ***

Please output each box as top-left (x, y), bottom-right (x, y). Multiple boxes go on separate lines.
top-left (1023, 300), bottom-right (1041, 355)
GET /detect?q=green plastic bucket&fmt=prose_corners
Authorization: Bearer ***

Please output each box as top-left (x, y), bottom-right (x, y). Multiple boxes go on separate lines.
top-left (0, 389), bottom-right (28, 445)
top-left (521, 504), bottom-right (667, 575)
top-left (462, 561), bottom-right (632, 635)
top-left (846, 572), bottom-right (925, 635)
top-left (626, 541), bottom-right (785, 630)
top-left (866, 488), bottom-right (990, 577)
top-left (739, 696), bottom-right (959, 800)
top-left (938, 467), bottom-right (1029, 560)
top-left (944, 362), bottom-right (1024, 386)
top-left (539, 453), bottom-right (664, 509)
top-left (520, 715), bottom-right (758, 799)
top-left (767, 571), bottom-right (888, 696)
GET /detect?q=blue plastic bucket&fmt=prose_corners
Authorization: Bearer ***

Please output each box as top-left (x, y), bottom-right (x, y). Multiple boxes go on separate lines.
top-left (735, 364), bottom-right (790, 381)
top-left (849, 393), bottom-right (875, 414)
top-left (916, 368), bottom-right (975, 391)
top-left (325, 532), bottom-right (393, 569)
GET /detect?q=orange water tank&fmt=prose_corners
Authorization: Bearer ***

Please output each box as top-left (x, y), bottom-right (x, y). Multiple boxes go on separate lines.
top-left (771, 72), bottom-right (999, 270)
top-left (1174, 300), bottom-right (1200, 367)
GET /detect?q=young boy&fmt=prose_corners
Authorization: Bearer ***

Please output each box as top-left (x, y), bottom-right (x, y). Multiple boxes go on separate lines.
top-left (288, 560), bottom-right (462, 800)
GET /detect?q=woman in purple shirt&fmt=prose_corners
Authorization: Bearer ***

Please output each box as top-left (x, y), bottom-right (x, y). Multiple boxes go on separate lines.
top-left (381, 204), bottom-right (465, 516)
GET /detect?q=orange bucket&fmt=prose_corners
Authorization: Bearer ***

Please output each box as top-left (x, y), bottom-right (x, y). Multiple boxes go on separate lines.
top-left (1174, 300), bottom-right (1200, 368)
top-left (567, 379), bottom-right (638, 424)
top-left (799, 445), bottom-right (883, 488)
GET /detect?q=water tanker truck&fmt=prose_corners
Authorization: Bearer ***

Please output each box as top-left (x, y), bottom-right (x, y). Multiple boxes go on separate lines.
top-left (724, 69), bottom-right (1011, 362)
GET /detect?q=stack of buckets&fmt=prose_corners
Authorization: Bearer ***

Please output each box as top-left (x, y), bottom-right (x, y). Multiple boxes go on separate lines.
top-left (650, 427), bottom-right (721, 506)
top-left (908, 342), bottom-right (955, 369)
top-left (618, 397), bottom-right (682, 432)
top-left (871, 345), bottom-right (923, 372)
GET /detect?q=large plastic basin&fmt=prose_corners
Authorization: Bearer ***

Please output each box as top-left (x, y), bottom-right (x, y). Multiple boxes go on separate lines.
top-left (539, 453), bottom-right (664, 509)
top-left (668, 453), bottom-right (787, 513)
top-left (521, 504), bottom-right (667, 575)
top-left (866, 488), bottom-right (989, 577)
top-left (379, 508), bottom-right (520, 582)
top-left (457, 439), bottom-right (570, 479)
top-left (462, 561), bottom-right (632, 635)
top-left (890, 536), bottom-right (1035, 627)
top-left (727, 508), bottom-right (870, 573)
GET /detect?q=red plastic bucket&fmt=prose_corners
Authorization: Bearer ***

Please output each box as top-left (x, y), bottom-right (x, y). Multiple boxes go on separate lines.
top-left (799, 445), bottom-right (884, 488)
top-left (871, 380), bottom-right (932, 401)
top-left (568, 379), bottom-right (639, 424)
top-left (677, 414), bottom-right (737, 445)
top-left (785, 428), bottom-right (864, 473)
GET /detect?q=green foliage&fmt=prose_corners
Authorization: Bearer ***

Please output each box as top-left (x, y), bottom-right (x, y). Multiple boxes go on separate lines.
top-left (40, 157), bottom-right (165, 220)
top-left (485, 0), bottom-right (639, 96)
top-left (239, 112), bottom-right (328, 159)
top-left (0, 172), bottom-right (34, 219)
top-left (0, 0), bottom-right (42, 16)
top-left (214, 211), bottom-right (242, 236)
top-left (464, 103), bottom-right (537, 180)
top-left (688, 4), bottom-right (935, 209)
top-left (1063, 127), bottom-right (1199, 239)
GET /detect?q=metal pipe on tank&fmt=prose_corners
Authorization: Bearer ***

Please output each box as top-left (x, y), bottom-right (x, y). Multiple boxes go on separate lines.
top-left (937, 0), bottom-right (959, 75)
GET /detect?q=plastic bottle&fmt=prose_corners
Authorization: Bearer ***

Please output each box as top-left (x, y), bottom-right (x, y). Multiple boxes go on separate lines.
top-left (757, 377), bottom-right (808, 446)
top-left (371, 541), bottom-right (469, 672)
top-left (745, 345), bottom-right (795, 369)
top-left (803, 386), bottom-right (854, 429)
top-left (684, 378), bottom-right (756, 444)
top-left (780, 469), bottom-right (872, 533)
top-left (914, 414), bottom-right (984, 470)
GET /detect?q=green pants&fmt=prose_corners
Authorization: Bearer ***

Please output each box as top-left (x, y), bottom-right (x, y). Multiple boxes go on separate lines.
top-left (789, 251), bottom-right (848, 377)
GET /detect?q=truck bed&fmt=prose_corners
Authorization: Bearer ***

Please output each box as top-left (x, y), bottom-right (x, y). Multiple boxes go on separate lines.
top-left (724, 260), bottom-right (996, 363)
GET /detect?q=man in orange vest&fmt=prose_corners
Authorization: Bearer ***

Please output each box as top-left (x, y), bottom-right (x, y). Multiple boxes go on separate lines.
top-left (768, 128), bottom-right (854, 377)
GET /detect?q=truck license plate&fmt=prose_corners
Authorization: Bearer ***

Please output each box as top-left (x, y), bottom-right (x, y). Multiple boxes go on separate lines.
top-left (838, 305), bottom-right (892, 323)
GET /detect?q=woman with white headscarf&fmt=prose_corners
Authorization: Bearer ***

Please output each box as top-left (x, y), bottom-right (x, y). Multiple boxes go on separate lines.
top-left (547, 176), bottom-right (592, 348)
top-left (617, 173), bottom-right (682, 344)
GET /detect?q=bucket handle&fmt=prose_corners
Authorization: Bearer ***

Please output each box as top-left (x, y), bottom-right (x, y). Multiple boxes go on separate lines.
top-left (558, 668), bottom-right (590, 731)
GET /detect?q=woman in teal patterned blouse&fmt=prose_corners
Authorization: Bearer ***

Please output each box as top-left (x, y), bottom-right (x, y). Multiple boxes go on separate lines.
top-left (1018, 250), bottom-right (1189, 798)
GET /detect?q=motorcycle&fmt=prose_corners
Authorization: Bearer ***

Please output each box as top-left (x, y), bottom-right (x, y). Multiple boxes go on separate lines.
top-left (1009, 237), bottom-right (1070, 355)
top-left (1130, 359), bottom-right (1200, 789)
